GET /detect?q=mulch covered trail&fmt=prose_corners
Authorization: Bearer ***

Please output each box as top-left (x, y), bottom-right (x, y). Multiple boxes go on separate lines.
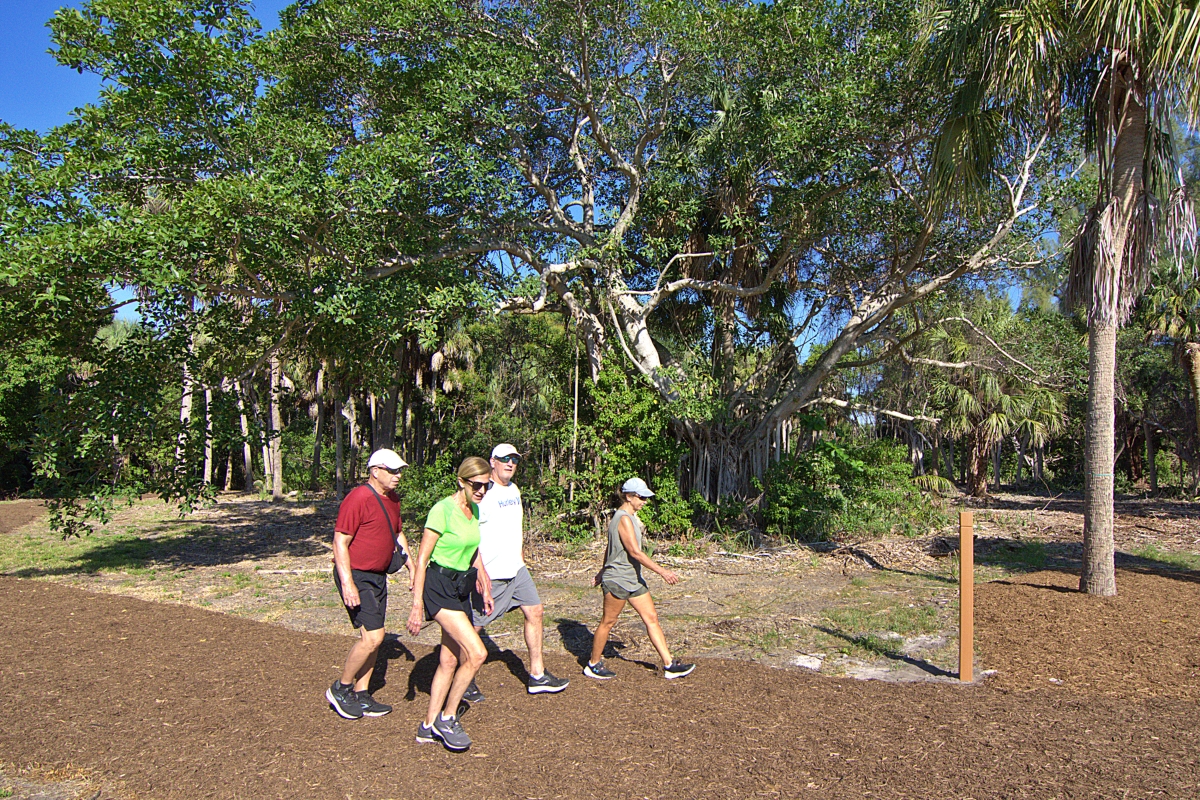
top-left (2, 571), bottom-right (1198, 800)
top-left (0, 501), bottom-right (45, 536)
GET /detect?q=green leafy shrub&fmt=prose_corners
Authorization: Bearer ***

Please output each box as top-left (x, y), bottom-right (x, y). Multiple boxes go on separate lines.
top-left (397, 451), bottom-right (458, 530)
top-left (759, 433), bottom-right (946, 541)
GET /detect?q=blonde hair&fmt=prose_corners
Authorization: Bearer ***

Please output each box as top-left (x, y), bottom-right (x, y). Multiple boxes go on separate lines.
top-left (456, 456), bottom-right (491, 481)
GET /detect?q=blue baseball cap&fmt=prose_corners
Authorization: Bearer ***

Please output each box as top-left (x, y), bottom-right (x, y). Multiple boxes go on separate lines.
top-left (620, 477), bottom-right (655, 498)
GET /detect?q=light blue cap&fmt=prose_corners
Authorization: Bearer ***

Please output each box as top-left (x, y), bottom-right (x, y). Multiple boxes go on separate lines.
top-left (620, 477), bottom-right (655, 498)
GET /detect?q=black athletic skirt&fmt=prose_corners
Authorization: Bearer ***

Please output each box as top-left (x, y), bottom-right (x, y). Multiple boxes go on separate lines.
top-left (423, 562), bottom-right (476, 621)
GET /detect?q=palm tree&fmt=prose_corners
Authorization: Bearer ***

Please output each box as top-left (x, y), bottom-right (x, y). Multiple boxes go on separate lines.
top-left (923, 0), bottom-right (1200, 594)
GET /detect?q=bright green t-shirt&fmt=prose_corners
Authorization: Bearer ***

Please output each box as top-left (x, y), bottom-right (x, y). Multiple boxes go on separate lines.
top-left (425, 495), bottom-right (481, 572)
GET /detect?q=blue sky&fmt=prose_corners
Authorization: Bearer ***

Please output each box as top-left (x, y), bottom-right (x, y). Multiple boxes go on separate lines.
top-left (1, 0), bottom-right (293, 133)
top-left (2, 1), bottom-right (294, 320)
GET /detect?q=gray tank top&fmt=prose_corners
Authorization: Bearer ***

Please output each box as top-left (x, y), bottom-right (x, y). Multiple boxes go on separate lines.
top-left (603, 509), bottom-right (645, 589)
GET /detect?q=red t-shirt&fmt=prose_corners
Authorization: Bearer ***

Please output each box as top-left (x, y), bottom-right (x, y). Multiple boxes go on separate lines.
top-left (335, 485), bottom-right (401, 572)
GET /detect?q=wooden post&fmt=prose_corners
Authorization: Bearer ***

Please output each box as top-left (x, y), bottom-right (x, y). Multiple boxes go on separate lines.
top-left (959, 511), bottom-right (974, 682)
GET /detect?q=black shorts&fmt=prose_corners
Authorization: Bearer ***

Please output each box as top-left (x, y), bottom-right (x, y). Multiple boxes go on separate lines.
top-left (423, 563), bottom-right (476, 621)
top-left (333, 568), bottom-right (388, 631)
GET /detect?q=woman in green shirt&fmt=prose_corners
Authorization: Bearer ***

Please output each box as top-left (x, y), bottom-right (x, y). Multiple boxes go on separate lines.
top-left (407, 456), bottom-right (495, 751)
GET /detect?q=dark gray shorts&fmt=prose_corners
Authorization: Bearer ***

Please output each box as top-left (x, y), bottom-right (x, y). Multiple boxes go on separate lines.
top-left (601, 580), bottom-right (648, 601)
top-left (333, 568), bottom-right (388, 631)
top-left (472, 566), bottom-right (542, 627)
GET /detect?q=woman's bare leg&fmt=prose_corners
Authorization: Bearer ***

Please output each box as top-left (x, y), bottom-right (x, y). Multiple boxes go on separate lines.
top-left (588, 592), bottom-right (627, 665)
top-left (430, 609), bottom-right (487, 722)
top-left (627, 592), bottom-right (673, 666)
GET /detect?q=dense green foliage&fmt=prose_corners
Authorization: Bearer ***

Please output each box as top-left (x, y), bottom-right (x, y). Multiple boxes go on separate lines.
top-left (1, 0), bottom-right (1196, 548)
top-left (759, 429), bottom-right (948, 541)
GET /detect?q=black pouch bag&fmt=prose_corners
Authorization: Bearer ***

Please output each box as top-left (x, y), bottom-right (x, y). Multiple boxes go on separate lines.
top-left (367, 485), bottom-right (408, 574)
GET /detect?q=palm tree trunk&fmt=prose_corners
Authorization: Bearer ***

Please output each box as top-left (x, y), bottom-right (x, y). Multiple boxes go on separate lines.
top-left (1081, 323), bottom-right (1118, 595)
top-left (967, 430), bottom-right (989, 497)
top-left (1081, 64), bottom-right (1146, 597)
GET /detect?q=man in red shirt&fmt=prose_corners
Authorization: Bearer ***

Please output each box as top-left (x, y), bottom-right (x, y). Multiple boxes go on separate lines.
top-left (326, 448), bottom-right (411, 719)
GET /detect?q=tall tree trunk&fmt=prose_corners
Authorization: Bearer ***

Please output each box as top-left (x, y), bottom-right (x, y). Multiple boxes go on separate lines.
top-left (967, 430), bottom-right (989, 497)
top-left (1185, 342), bottom-right (1200, 483)
top-left (311, 364), bottom-right (325, 491)
top-left (334, 385), bottom-right (345, 500)
top-left (373, 351), bottom-right (404, 451)
top-left (1015, 431), bottom-right (1026, 486)
top-left (346, 391), bottom-right (360, 484)
top-left (203, 386), bottom-right (214, 486)
top-left (224, 452), bottom-right (233, 492)
top-left (1081, 323), bottom-right (1118, 595)
top-left (367, 392), bottom-right (378, 453)
top-left (571, 335), bottom-right (580, 503)
top-left (269, 356), bottom-right (284, 502)
top-left (252, 386), bottom-right (271, 493)
top-left (992, 440), bottom-right (1002, 492)
top-left (234, 379), bottom-right (255, 492)
top-left (1080, 64), bottom-right (1145, 597)
top-left (1144, 418), bottom-right (1158, 493)
top-left (175, 357), bottom-right (194, 482)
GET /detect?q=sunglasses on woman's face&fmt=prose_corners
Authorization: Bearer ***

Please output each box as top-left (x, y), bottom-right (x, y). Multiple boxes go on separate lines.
top-left (464, 478), bottom-right (493, 494)
top-left (493, 455), bottom-right (520, 464)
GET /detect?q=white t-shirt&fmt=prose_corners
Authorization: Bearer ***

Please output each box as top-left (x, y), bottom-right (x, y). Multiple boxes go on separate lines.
top-left (478, 480), bottom-right (524, 580)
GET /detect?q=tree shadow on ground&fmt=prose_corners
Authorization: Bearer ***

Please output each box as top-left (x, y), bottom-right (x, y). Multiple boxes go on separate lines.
top-left (979, 491), bottom-right (1199, 520)
top-left (813, 625), bottom-right (957, 679)
top-left (964, 538), bottom-right (1200, 586)
top-left (11, 497), bottom-right (334, 577)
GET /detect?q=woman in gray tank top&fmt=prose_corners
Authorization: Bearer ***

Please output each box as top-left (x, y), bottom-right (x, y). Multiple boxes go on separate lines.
top-left (583, 477), bottom-right (695, 681)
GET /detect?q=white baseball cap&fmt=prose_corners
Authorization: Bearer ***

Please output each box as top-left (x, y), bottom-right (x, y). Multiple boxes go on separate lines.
top-left (367, 449), bottom-right (408, 470)
top-left (620, 477), bottom-right (655, 498)
top-left (491, 443), bottom-right (520, 459)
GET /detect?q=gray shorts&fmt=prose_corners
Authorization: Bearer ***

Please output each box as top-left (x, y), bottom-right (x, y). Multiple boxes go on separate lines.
top-left (471, 566), bottom-right (542, 628)
top-left (601, 580), bottom-right (649, 601)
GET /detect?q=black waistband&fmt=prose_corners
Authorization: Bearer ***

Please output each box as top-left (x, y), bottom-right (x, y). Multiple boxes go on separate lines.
top-left (430, 562), bottom-right (471, 577)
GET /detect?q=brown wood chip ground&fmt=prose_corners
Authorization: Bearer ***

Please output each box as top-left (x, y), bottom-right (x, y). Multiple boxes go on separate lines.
top-left (2, 568), bottom-right (1198, 799)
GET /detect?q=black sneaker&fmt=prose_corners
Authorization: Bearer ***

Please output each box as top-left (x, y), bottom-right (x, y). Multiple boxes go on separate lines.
top-left (527, 670), bottom-right (569, 694)
top-left (432, 714), bottom-right (472, 751)
top-left (416, 721), bottom-right (437, 744)
top-left (583, 660), bottom-right (616, 680)
top-left (326, 681), bottom-right (364, 719)
top-left (664, 659), bottom-right (695, 679)
top-left (357, 690), bottom-right (392, 717)
top-left (461, 680), bottom-right (485, 703)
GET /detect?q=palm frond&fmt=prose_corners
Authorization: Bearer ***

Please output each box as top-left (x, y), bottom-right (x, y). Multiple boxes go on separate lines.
top-left (914, 473), bottom-right (958, 495)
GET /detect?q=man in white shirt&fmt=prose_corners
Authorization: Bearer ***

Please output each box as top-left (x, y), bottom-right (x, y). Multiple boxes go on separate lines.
top-left (465, 443), bottom-right (569, 698)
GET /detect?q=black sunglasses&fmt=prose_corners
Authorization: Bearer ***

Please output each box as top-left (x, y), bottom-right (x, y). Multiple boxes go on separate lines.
top-left (493, 454), bottom-right (521, 464)
top-left (373, 465), bottom-right (402, 475)
top-left (463, 478), bottom-right (494, 493)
